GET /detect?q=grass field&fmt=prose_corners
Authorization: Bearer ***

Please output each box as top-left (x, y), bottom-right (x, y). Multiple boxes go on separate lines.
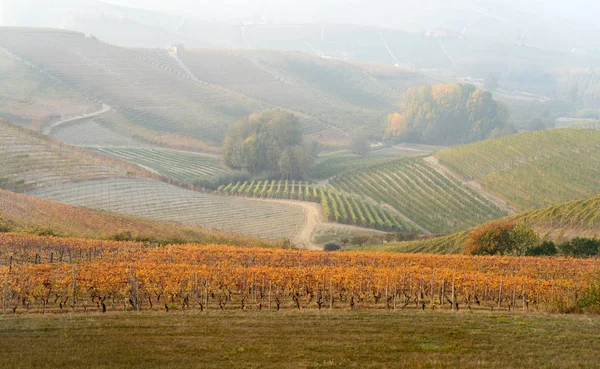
top-left (1, 311), bottom-right (599, 368)
top-left (435, 129), bottom-right (600, 211)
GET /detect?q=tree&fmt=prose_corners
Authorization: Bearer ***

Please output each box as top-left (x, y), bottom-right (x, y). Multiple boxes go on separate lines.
top-left (350, 128), bottom-right (369, 156)
top-left (222, 110), bottom-right (316, 179)
top-left (384, 113), bottom-right (408, 139)
top-left (465, 220), bottom-right (540, 256)
top-left (397, 83), bottom-right (513, 145)
top-left (483, 74), bottom-right (499, 92)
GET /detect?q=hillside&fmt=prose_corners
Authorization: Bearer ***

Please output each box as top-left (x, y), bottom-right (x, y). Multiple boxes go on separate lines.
top-left (0, 120), bottom-right (153, 192)
top-left (0, 189), bottom-right (273, 247)
top-left (0, 47), bottom-right (98, 130)
top-left (435, 129), bottom-right (600, 211)
top-left (0, 28), bottom-right (429, 150)
top-left (0, 119), bottom-right (309, 242)
top-left (370, 192), bottom-right (600, 254)
top-left (329, 156), bottom-right (507, 234)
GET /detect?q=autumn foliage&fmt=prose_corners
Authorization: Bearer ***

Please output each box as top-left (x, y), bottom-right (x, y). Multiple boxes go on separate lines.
top-left (465, 220), bottom-right (540, 256)
top-left (1, 233), bottom-right (597, 314)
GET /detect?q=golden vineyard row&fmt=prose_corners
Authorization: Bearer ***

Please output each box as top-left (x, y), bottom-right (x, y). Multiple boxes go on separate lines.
top-left (1, 233), bottom-right (598, 314)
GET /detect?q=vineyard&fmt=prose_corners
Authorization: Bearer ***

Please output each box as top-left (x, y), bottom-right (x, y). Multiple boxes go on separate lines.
top-left (217, 180), bottom-right (412, 232)
top-left (0, 234), bottom-right (598, 314)
top-left (0, 120), bottom-right (152, 192)
top-left (435, 129), bottom-right (600, 211)
top-left (51, 118), bottom-right (147, 148)
top-left (370, 192), bottom-right (600, 254)
top-left (26, 178), bottom-right (307, 241)
top-left (0, 49), bottom-right (97, 131)
top-left (91, 148), bottom-right (228, 184)
top-left (0, 189), bottom-right (274, 247)
top-left (0, 29), bottom-right (263, 149)
top-left (329, 157), bottom-right (507, 234)
top-left (0, 29), bottom-right (428, 150)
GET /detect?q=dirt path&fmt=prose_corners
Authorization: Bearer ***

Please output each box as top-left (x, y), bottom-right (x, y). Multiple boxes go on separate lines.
top-left (244, 198), bottom-right (324, 250)
top-left (423, 156), bottom-right (517, 215)
top-left (43, 103), bottom-right (111, 135)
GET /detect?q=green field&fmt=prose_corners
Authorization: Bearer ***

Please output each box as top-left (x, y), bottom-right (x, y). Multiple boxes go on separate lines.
top-left (1, 311), bottom-right (599, 368)
top-left (329, 157), bottom-right (506, 234)
top-left (435, 129), bottom-right (600, 211)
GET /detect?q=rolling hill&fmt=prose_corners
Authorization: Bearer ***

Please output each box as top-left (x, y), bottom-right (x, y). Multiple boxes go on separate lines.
top-left (0, 120), bottom-right (310, 242)
top-left (370, 192), bottom-right (600, 254)
top-left (0, 28), bottom-right (428, 150)
top-left (0, 47), bottom-right (98, 130)
top-left (435, 129), bottom-right (600, 211)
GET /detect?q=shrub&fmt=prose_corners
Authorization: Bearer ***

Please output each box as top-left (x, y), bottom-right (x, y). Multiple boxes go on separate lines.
top-left (559, 238), bottom-right (600, 257)
top-left (525, 241), bottom-right (558, 256)
top-left (465, 220), bottom-right (539, 256)
top-left (324, 243), bottom-right (341, 252)
top-left (31, 228), bottom-right (60, 237)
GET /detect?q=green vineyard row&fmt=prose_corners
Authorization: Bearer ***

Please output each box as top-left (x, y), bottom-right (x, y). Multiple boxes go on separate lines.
top-left (217, 180), bottom-right (415, 233)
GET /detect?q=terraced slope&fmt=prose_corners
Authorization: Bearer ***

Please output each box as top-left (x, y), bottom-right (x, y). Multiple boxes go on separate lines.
top-left (435, 129), bottom-right (600, 211)
top-left (370, 192), bottom-right (600, 254)
top-left (0, 48), bottom-right (97, 130)
top-left (329, 157), bottom-right (507, 234)
top-left (27, 178), bottom-right (306, 241)
top-left (0, 189), bottom-right (274, 247)
top-left (0, 120), bottom-right (150, 192)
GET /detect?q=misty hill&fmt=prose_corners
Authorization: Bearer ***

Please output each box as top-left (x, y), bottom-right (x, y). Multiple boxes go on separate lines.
top-left (0, 28), bottom-right (429, 149)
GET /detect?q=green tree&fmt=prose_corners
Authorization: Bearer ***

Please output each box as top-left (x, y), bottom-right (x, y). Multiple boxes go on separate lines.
top-left (222, 110), bottom-right (316, 179)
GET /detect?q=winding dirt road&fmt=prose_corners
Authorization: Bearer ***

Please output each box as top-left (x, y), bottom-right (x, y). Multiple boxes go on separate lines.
top-left (43, 103), bottom-right (111, 135)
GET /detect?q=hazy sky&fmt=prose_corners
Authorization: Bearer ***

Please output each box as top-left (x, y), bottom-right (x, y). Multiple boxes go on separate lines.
top-left (101, 0), bottom-right (600, 26)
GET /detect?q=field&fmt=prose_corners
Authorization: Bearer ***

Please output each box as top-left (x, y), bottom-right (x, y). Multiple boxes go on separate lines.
top-left (368, 192), bottom-right (600, 254)
top-left (0, 190), bottom-right (274, 247)
top-left (1, 311), bottom-right (599, 368)
top-left (435, 129), bottom-right (600, 211)
top-left (26, 178), bottom-right (307, 241)
top-left (329, 157), bottom-right (507, 234)
top-left (217, 180), bottom-right (413, 232)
